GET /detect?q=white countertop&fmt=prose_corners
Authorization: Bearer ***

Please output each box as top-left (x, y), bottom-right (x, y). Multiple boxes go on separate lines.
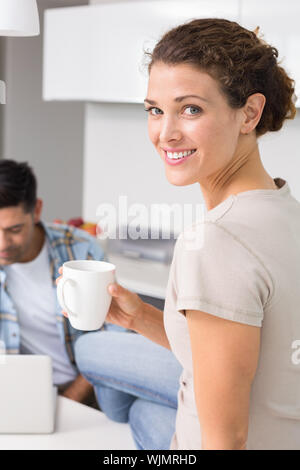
top-left (0, 396), bottom-right (135, 450)
top-left (107, 253), bottom-right (171, 299)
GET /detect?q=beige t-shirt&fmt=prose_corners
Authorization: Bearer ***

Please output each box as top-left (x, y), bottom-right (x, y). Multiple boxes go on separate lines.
top-left (164, 178), bottom-right (300, 450)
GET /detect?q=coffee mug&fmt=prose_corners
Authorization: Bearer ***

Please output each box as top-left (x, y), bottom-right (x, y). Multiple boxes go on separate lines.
top-left (57, 260), bottom-right (116, 331)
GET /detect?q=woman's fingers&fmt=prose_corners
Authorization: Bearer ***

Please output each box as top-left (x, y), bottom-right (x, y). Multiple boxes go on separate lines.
top-left (108, 283), bottom-right (136, 305)
top-left (107, 283), bottom-right (142, 326)
top-left (55, 266), bottom-right (63, 285)
top-left (108, 283), bottom-right (117, 296)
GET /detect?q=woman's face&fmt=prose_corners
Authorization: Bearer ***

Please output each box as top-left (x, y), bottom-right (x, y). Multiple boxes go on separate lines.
top-left (145, 62), bottom-right (245, 187)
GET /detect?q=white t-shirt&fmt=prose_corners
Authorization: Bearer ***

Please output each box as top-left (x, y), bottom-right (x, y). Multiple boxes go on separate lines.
top-left (164, 178), bottom-right (300, 450)
top-left (4, 240), bottom-right (78, 385)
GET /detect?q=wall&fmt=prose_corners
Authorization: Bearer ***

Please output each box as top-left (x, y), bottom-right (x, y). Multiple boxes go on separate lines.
top-left (0, 38), bottom-right (5, 151)
top-left (1, 0), bottom-right (88, 222)
top-left (83, 0), bottom-right (300, 226)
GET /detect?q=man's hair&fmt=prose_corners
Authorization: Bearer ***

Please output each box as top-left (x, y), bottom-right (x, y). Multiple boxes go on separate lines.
top-left (0, 159), bottom-right (37, 212)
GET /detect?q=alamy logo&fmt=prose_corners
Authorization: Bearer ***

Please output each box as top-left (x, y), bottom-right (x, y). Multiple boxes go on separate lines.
top-left (96, 196), bottom-right (206, 249)
top-left (291, 340), bottom-right (300, 365)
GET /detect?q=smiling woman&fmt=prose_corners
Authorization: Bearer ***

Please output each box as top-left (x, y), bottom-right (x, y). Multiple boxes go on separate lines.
top-left (73, 17), bottom-right (300, 451)
top-left (141, 17), bottom-right (300, 450)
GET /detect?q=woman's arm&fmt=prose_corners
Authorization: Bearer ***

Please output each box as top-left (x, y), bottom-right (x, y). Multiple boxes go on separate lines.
top-left (107, 282), bottom-right (171, 350)
top-left (186, 309), bottom-right (261, 450)
top-left (134, 300), bottom-right (171, 350)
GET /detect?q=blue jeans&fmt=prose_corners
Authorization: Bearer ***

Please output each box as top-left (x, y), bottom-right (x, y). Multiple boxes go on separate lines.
top-left (74, 323), bottom-right (182, 450)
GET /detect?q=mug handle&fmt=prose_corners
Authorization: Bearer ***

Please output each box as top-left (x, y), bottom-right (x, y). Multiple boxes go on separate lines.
top-left (57, 278), bottom-right (78, 318)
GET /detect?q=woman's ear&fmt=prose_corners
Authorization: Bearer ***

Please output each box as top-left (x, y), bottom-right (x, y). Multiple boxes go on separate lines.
top-left (240, 93), bottom-right (266, 135)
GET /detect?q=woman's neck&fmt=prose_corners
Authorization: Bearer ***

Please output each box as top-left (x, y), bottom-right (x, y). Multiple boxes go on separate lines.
top-left (200, 137), bottom-right (277, 211)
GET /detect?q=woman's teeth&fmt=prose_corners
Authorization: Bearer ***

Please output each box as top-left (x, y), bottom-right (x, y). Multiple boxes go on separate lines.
top-left (166, 149), bottom-right (196, 159)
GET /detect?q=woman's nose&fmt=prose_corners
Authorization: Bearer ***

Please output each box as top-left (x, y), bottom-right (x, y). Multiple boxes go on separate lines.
top-left (159, 116), bottom-right (182, 143)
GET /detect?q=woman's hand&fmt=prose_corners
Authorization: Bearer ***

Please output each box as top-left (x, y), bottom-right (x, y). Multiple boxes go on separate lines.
top-left (105, 282), bottom-right (145, 331)
top-left (55, 266), bottom-right (145, 330)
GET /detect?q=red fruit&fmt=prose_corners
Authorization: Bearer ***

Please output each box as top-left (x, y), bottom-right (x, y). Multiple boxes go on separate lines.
top-left (68, 217), bottom-right (84, 227)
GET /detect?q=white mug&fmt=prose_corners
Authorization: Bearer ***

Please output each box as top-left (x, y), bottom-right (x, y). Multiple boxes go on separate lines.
top-left (57, 260), bottom-right (116, 331)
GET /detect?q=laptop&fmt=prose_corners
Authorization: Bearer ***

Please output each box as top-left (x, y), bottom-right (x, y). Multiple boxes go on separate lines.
top-left (0, 355), bottom-right (57, 434)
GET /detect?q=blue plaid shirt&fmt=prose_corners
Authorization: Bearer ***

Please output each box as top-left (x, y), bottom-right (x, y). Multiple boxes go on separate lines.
top-left (0, 221), bottom-right (105, 370)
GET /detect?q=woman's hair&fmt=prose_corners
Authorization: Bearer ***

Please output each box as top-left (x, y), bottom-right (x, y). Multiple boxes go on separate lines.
top-left (0, 159), bottom-right (37, 212)
top-left (146, 18), bottom-right (297, 137)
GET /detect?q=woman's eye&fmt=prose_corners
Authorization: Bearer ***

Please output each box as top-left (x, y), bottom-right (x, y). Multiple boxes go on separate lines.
top-left (184, 106), bottom-right (201, 115)
top-left (145, 107), bottom-right (163, 116)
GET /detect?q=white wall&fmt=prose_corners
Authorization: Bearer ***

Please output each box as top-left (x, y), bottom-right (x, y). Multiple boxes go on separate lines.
top-left (83, 105), bottom-right (300, 222)
top-left (1, 0), bottom-right (88, 222)
top-left (83, 0), bottom-right (300, 224)
top-left (0, 38), bottom-right (5, 151)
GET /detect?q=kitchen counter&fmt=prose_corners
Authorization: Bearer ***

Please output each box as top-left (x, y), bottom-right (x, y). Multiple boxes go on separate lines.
top-left (106, 252), bottom-right (171, 300)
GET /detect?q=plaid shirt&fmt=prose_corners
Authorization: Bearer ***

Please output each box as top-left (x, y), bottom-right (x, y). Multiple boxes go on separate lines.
top-left (0, 221), bottom-right (105, 370)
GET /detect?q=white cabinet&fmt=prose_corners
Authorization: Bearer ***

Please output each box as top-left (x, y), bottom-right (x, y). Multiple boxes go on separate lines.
top-left (43, 0), bottom-right (239, 103)
top-left (43, 0), bottom-right (299, 106)
top-left (240, 0), bottom-right (300, 107)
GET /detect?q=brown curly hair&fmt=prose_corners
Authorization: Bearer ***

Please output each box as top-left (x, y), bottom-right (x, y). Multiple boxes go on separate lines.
top-left (146, 18), bottom-right (297, 137)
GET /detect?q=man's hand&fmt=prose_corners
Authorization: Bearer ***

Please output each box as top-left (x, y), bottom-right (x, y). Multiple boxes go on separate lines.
top-left (61, 374), bottom-right (95, 404)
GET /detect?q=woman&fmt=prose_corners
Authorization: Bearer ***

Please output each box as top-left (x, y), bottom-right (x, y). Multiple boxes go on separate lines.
top-left (63, 18), bottom-right (300, 449)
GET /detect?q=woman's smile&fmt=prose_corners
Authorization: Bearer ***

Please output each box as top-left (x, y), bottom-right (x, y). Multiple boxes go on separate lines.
top-left (162, 148), bottom-right (197, 166)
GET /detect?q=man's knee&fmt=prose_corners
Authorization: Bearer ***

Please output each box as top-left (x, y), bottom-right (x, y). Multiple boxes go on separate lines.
top-left (74, 331), bottom-right (102, 373)
top-left (74, 329), bottom-right (127, 376)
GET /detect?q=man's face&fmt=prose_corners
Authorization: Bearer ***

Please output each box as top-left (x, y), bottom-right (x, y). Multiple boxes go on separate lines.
top-left (0, 204), bottom-right (36, 265)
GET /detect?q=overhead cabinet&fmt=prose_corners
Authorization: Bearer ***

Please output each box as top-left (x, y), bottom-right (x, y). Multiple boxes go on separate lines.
top-left (43, 0), bottom-right (299, 106)
top-left (43, 0), bottom-right (239, 103)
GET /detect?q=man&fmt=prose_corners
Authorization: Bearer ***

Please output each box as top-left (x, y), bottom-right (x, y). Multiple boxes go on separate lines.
top-left (0, 159), bottom-right (104, 405)
top-left (0, 159), bottom-right (182, 448)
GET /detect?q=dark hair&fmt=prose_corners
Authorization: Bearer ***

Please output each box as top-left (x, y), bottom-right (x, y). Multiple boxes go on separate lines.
top-left (0, 159), bottom-right (37, 212)
top-left (146, 18), bottom-right (297, 137)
